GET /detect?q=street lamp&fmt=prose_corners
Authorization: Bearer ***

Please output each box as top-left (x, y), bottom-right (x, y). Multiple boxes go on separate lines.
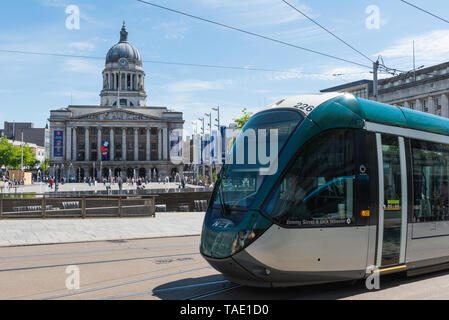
top-left (212, 107), bottom-right (220, 131)
top-left (204, 113), bottom-right (212, 135)
top-left (198, 117), bottom-right (205, 184)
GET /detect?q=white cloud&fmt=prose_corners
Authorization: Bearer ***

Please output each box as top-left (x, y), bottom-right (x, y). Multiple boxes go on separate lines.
top-left (152, 22), bottom-right (189, 40)
top-left (68, 42), bottom-right (96, 52)
top-left (163, 79), bottom-right (232, 92)
top-left (376, 29), bottom-right (449, 68)
top-left (267, 66), bottom-right (373, 82)
top-left (62, 58), bottom-right (102, 74)
top-left (188, 0), bottom-right (313, 27)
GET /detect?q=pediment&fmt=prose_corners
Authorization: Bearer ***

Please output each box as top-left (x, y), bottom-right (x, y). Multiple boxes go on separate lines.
top-left (73, 109), bottom-right (160, 121)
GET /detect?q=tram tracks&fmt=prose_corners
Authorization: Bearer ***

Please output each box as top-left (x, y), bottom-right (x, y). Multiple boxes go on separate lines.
top-left (0, 242), bottom-right (198, 260)
top-left (0, 252), bottom-right (201, 273)
top-left (40, 264), bottom-right (213, 300)
top-left (97, 279), bottom-right (236, 300)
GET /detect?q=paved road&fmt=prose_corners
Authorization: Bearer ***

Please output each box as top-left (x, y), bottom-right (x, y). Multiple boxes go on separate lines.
top-left (1, 235), bottom-right (449, 300)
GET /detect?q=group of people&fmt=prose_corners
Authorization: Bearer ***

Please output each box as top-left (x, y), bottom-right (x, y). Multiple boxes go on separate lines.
top-left (0, 178), bottom-right (20, 192)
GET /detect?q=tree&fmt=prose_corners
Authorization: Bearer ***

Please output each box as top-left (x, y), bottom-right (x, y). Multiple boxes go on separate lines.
top-left (40, 158), bottom-right (50, 174)
top-left (233, 108), bottom-right (253, 130)
top-left (0, 137), bottom-right (16, 169)
top-left (0, 137), bottom-right (37, 169)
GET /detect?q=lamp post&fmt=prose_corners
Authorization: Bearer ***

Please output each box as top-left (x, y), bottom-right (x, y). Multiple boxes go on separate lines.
top-left (212, 106), bottom-right (221, 169)
top-left (205, 113), bottom-right (212, 184)
top-left (198, 117), bottom-right (205, 184)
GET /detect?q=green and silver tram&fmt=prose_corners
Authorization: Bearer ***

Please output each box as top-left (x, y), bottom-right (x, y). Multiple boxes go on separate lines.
top-left (200, 92), bottom-right (449, 287)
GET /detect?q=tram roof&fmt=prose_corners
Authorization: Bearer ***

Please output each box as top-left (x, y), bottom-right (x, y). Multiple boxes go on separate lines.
top-left (261, 92), bottom-right (449, 137)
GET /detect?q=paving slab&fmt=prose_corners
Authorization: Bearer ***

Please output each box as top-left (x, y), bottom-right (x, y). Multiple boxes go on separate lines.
top-left (0, 212), bottom-right (206, 247)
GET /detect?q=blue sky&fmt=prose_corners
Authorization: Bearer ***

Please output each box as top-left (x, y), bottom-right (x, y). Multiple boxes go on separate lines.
top-left (1, 0), bottom-right (449, 136)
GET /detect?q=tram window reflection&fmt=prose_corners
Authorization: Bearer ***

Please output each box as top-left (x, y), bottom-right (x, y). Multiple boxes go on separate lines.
top-left (412, 139), bottom-right (449, 222)
top-left (264, 129), bottom-right (355, 226)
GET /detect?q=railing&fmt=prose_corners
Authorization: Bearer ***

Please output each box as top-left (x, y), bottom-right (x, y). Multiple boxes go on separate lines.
top-left (0, 195), bottom-right (156, 219)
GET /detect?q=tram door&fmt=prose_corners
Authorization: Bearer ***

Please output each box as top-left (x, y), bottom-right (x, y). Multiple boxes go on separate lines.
top-left (376, 133), bottom-right (408, 268)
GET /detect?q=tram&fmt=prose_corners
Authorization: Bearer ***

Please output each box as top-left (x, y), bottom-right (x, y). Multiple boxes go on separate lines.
top-left (200, 92), bottom-right (449, 287)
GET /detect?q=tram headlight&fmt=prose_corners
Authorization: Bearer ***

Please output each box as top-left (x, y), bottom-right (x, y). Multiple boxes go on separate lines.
top-left (230, 229), bottom-right (263, 255)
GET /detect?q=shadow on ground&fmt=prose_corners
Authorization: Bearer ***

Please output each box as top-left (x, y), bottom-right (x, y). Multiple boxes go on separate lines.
top-left (153, 268), bottom-right (449, 300)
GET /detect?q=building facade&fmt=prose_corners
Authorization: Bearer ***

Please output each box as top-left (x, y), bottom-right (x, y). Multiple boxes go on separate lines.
top-left (321, 61), bottom-right (449, 117)
top-left (48, 23), bottom-right (184, 181)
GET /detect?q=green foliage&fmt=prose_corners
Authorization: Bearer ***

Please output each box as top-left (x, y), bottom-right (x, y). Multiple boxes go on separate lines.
top-left (212, 171), bottom-right (218, 183)
top-left (0, 137), bottom-right (37, 169)
top-left (233, 108), bottom-right (253, 130)
top-left (40, 158), bottom-right (50, 174)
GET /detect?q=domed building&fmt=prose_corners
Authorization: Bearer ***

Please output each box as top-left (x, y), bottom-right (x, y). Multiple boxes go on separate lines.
top-left (48, 23), bottom-right (184, 182)
top-left (101, 22), bottom-right (147, 107)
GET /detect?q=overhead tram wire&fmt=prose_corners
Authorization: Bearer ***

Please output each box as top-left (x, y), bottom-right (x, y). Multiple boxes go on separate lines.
top-left (280, 0), bottom-right (408, 79)
top-left (0, 49), bottom-right (367, 77)
top-left (280, 0), bottom-right (374, 64)
top-left (400, 0), bottom-right (449, 25)
top-left (136, 0), bottom-right (372, 70)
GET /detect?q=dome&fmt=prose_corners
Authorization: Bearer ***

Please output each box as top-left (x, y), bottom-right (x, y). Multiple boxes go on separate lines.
top-left (106, 22), bottom-right (142, 66)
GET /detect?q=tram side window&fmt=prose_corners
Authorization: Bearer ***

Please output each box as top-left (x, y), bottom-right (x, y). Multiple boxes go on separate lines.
top-left (411, 139), bottom-right (449, 222)
top-left (263, 129), bottom-right (355, 227)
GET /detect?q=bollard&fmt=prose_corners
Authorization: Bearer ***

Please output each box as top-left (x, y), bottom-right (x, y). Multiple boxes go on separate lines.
top-left (42, 196), bottom-right (46, 219)
top-left (81, 197), bottom-right (86, 218)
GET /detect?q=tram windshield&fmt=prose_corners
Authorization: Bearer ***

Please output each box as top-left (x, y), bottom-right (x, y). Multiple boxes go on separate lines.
top-left (263, 129), bottom-right (356, 226)
top-left (212, 110), bottom-right (303, 214)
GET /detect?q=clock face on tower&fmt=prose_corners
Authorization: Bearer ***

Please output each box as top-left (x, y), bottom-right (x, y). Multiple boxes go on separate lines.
top-left (119, 58), bottom-right (128, 67)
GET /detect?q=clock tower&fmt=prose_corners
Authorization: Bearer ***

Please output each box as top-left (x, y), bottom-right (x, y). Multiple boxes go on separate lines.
top-left (100, 22), bottom-right (147, 107)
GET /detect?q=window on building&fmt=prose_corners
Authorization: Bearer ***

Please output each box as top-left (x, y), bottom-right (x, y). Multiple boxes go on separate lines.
top-left (409, 102), bottom-right (415, 110)
top-left (423, 100), bottom-right (428, 112)
top-left (411, 139), bottom-right (449, 222)
top-left (350, 88), bottom-right (368, 99)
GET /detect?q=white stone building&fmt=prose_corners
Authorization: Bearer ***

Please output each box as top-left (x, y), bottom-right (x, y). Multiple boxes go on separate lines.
top-left (321, 61), bottom-right (449, 117)
top-left (48, 23), bottom-right (184, 181)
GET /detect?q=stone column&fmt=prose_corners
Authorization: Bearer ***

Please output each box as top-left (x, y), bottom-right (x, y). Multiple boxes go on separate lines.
top-left (110, 128), bottom-right (114, 161)
top-left (162, 128), bottom-right (168, 160)
top-left (416, 99), bottom-right (423, 112)
top-left (97, 127), bottom-right (102, 161)
top-left (134, 128), bottom-right (139, 161)
top-left (403, 101), bottom-right (410, 109)
top-left (66, 126), bottom-right (72, 161)
top-left (85, 127), bottom-right (90, 161)
top-left (428, 96), bottom-right (436, 115)
top-left (122, 127), bottom-right (127, 161)
top-left (442, 94), bottom-right (449, 118)
top-left (146, 128), bottom-right (151, 161)
top-left (72, 127), bottom-right (77, 161)
top-left (158, 128), bottom-right (162, 160)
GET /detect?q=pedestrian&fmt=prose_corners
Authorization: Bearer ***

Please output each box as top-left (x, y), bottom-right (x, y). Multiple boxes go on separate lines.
top-left (118, 177), bottom-right (123, 191)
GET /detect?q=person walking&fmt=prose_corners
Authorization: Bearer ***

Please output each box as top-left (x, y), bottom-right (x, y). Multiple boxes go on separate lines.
top-left (118, 177), bottom-right (123, 192)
